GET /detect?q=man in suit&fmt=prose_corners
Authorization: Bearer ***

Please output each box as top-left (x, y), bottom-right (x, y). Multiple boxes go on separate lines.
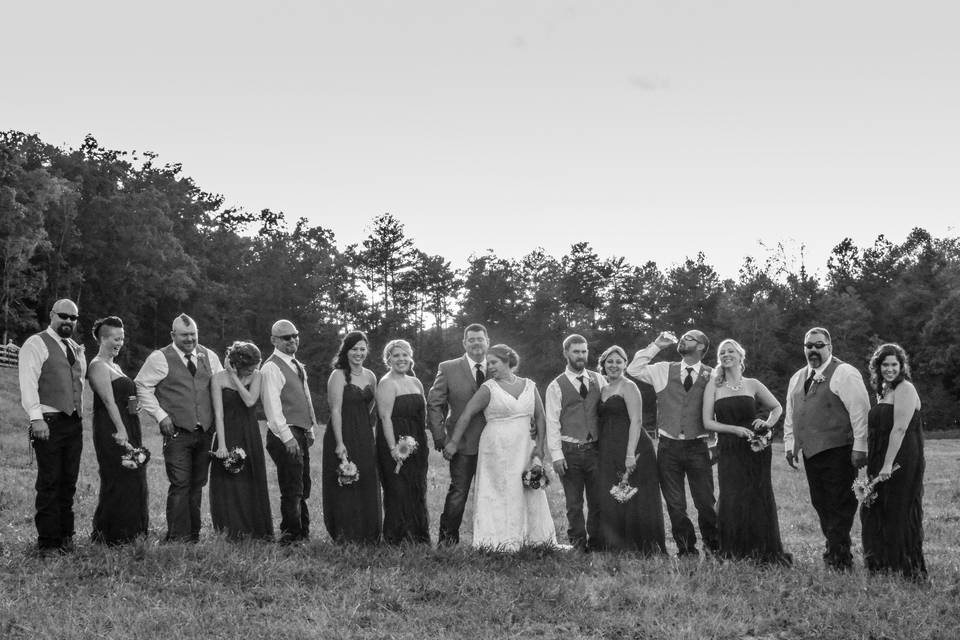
top-left (545, 334), bottom-right (606, 551)
top-left (428, 323), bottom-right (489, 545)
top-left (627, 329), bottom-right (718, 557)
top-left (136, 313), bottom-right (222, 542)
top-left (261, 319), bottom-right (318, 543)
top-left (783, 326), bottom-right (870, 570)
top-left (18, 299), bottom-right (86, 555)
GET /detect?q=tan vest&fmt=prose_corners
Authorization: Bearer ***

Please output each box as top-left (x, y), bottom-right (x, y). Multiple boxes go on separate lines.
top-left (789, 358), bottom-right (855, 458)
top-left (656, 362), bottom-right (711, 439)
top-left (36, 332), bottom-right (84, 415)
top-left (155, 345), bottom-right (214, 430)
top-left (266, 354), bottom-right (312, 428)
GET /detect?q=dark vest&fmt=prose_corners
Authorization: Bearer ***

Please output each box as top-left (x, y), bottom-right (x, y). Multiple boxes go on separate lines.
top-left (155, 345), bottom-right (214, 430)
top-left (555, 372), bottom-right (601, 441)
top-left (266, 354), bottom-right (312, 428)
top-left (656, 362), bottom-right (711, 439)
top-left (789, 358), bottom-right (854, 458)
top-left (36, 332), bottom-right (83, 415)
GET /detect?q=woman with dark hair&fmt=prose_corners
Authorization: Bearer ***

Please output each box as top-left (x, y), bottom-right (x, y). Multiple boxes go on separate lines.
top-left (209, 341), bottom-right (273, 540)
top-left (87, 316), bottom-right (149, 544)
top-left (323, 331), bottom-right (381, 543)
top-left (861, 343), bottom-right (926, 579)
top-left (596, 345), bottom-right (665, 554)
top-left (444, 344), bottom-right (556, 550)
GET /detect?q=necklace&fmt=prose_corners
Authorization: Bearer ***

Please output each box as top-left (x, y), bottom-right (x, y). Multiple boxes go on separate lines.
top-left (725, 379), bottom-right (744, 392)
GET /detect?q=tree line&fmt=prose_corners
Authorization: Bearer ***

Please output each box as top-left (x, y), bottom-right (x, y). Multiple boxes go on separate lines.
top-left (3, 131), bottom-right (959, 429)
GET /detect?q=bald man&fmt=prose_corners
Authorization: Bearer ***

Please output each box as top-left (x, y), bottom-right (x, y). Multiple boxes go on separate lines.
top-left (136, 313), bottom-right (222, 542)
top-left (261, 319), bottom-right (318, 543)
top-left (18, 299), bottom-right (86, 555)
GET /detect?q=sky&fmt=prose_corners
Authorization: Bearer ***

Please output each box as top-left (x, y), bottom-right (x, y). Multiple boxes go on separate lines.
top-left (3, 0), bottom-right (958, 279)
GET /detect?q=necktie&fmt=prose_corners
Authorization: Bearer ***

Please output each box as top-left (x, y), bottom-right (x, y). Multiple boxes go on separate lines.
top-left (62, 340), bottom-right (76, 367)
top-left (804, 370), bottom-right (816, 394)
top-left (292, 359), bottom-right (305, 384)
top-left (577, 375), bottom-right (588, 399)
top-left (475, 363), bottom-right (485, 387)
top-left (683, 367), bottom-right (694, 392)
top-left (185, 353), bottom-right (197, 376)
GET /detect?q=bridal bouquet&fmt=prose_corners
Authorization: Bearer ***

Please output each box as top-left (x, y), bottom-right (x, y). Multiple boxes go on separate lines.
top-left (747, 423), bottom-right (773, 452)
top-left (221, 447), bottom-right (247, 474)
top-left (610, 470), bottom-right (638, 503)
top-left (394, 436), bottom-right (419, 473)
top-left (337, 459), bottom-right (359, 486)
top-left (853, 464), bottom-right (901, 508)
top-left (121, 446), bottom-right (151, 470)
top-left (522, 460), bottom-right (550, 490)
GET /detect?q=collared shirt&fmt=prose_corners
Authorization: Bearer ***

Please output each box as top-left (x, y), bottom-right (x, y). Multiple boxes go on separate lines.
top-left (626, 343), bottom-right (712, 441)
top-left (135, 343), bottom-right (223, 424)
top-left (18, 327), bottom-right (88, 421)
top-left (783, 355), bottom-right (870, 454)
top-left (463, 353), bottom-right (487, 378)
top-left (545, 367), bottom-right (606, 463)
top-left (260, 349), bottom-right (317, 442)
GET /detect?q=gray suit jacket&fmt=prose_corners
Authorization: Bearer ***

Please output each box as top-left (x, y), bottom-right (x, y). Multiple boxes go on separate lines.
top-left (427, 356), bottom-right (487, 455)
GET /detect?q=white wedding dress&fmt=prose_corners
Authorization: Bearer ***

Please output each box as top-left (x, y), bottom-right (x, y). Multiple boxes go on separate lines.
top-left (472, 378), bottom-right (557, 551)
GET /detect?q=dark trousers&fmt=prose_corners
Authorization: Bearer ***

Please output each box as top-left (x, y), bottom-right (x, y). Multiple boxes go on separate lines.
top-left (266, 427), bottom-right (311, 541)
top-left (804, 445), bottom-right (857, 569)
top-left (560, 441), bottom-right (601, 549)
top-left (657, 437), bottom-right (719, 555)
top-left (32, 413), bottom-right (83, 549)
top-left (437, 452), bottom-right (478, 545)
top-left (163, 426), bottom-right (212, 541)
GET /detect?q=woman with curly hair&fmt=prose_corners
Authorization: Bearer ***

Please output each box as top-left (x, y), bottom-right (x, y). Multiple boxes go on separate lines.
top-left (861, 343), bottom-right (926, 579)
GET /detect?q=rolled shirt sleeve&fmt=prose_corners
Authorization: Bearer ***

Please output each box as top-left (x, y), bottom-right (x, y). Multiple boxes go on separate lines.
top-left (831, 363), bottom-right (870, 453)
top-left (260, 360), bottom-right (294, 443)
top-left (135, 350), bottom-right (170, 425)
top-left (544, 379), bottom-right (563, 463)
top-left (626, 345), bottom-right (671, 393)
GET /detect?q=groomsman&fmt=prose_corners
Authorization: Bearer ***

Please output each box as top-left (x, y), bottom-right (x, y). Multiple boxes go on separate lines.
top-left (627, 330), bottom-right (718, 557)
top-left (546, 334), bottom-right (605, 551)
top-left (261, 319), bottom-right (318, 543)
top-left (18, 299), bottom-right (86, 555)
top-left (427, 323), bottom-right (489, 545)
top-left (783, 326), bottom-right (869, 570)
top-left (136, 313), bottom-right (222, 542)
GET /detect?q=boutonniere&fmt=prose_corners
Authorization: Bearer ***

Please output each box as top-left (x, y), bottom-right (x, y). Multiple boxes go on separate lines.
top-left (699, 371), bottom-right (711, 380)
top-left (812, 372), bottom-right (825, 385)
top-left (195, 350), bottom-right (205, 358)
top-left (73, 342), bottom-right (85, 355)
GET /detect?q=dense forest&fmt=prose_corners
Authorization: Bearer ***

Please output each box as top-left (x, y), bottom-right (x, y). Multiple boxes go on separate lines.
top-left (3, 131), bottom-right (959, 429)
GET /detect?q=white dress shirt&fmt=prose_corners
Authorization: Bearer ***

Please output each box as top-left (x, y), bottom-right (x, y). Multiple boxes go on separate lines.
top-left (464, 353), bottom-right (487, 379)
top-left (135, 344), bottom-right (223, 425)
top-left (18, 327), bottom-right (87, 421)
top-left (260, 349), bottom-right (317, 443)
top-left (782, 355), bottom-right (870, 455)
top-left (626, 343), bottom-right (711, 440)
top-left (545, 367), bottom-right (606, 463)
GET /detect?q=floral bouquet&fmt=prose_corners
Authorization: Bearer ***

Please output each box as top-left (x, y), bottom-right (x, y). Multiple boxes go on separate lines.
top-left (853, 463), bottom-right (901, 508)
top-left (522, 459), bottom-right (550, 490)
top-left (747, 423), bottom-right (773, 452)
top-left (121, 446), bottom-right (151, 470)
top-left (610, 470), bottom-right (638, 503)
top-left (221, 447), bottom-right (247, 474)
top-left (337, 459), bottom-right (359, 486)
top-left (394, 435), bottom-right (419, 473)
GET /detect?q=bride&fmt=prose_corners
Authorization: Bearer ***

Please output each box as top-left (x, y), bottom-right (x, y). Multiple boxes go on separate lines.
top-left (443, 344), bottom-right (557, 550)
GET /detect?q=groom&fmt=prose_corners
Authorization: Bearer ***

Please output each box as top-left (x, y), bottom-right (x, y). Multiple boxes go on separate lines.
top-left (545, 334), bottom-right (605, 551)
top-left (427, 323), bottom-right (489, 545)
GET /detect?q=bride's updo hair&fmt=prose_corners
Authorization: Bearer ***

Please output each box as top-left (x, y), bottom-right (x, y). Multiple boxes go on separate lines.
top-left (598, 345), bottom-right (628, 376)
top-left (226, 341), bottom-right (261, 372)
top-left (92, 316), bottom-right (124, 341)
top-left (487, 344), bottom-right (520, 371)
top-left (713, 338), bottom-right (746, 386)
top-left (382, 339), bottom-right (415, 374)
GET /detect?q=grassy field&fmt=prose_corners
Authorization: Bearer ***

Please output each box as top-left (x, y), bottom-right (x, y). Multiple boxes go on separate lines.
top-left (1, 366), bottom-right (959, 639)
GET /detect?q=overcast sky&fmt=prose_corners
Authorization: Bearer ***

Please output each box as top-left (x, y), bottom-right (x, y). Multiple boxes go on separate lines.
top-left (4, 0), bottom-right (957, 278)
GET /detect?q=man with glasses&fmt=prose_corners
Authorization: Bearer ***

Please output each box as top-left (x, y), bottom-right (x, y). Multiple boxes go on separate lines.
top-left (627, 329), bottom-right (718, 557)
top-left (261, 319), bottom-right (318, 543)
top-left (136, 313), bottom-right (222, 541)
top-left (783, 326), bottom-right (869, 570)
top-left (18, 299), bottom-right (86, 556)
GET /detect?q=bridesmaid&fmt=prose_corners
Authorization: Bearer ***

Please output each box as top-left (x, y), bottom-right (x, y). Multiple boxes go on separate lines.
top-left (596, 345), bottom-right (666, 554)
top-left (322, 331), bottom-right (381, 543)
top-left (376, 339), bottom-right (430, 544)
top-left (209, 341), bottom-right (273, 540)
top-left (861, 343), bottom-right (926, 579)
top-left (87, 316), bottom-right (148, 544)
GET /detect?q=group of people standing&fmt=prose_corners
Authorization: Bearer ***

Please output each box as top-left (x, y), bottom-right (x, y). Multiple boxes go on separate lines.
top-left (18, 299), bottom-right (926, 579)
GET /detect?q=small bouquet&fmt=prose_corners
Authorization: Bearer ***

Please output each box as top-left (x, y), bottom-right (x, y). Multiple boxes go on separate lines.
top-left (853, 463), bottom-right (901, 508)
top-left (522, 460), bottom-right (550, 490)
top-left (393, 436), bottom-right (419, 474)
top-left (121, 446), bottom-right (151, 470)
top-left (610, 470), bottom-right (638, 503)
top-left (747, 423), bottom-right (773, 452)
top-left (221, 447), bottom-right (247, 474)
top-left (337, 459), bottom-right (359, 486)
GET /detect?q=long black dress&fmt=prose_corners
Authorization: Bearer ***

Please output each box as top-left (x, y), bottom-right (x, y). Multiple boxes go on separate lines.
top-left (322, 384), bottom-right (382, 543)
top-left (597, 394), bottom-right (666, 554)
top-left (377, 393), bottom-right (430, 544)
top-left (91, 375), bottom-right (148, 544)
top-left (861, 403), bottom-right (926, 579)
top-left (209, 387), bottom-right (273, 540)
top-left (715, 395), bottom-right (791, 565)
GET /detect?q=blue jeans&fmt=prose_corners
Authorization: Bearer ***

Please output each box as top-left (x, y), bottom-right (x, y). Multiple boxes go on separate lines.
top-left (163, 426), bottom-right (213, 541)
top-left (266, 427), bottom-right (311, 541)
top-left (657, 437), bottom-right (718, 554)
top-left (560, 441), bottom-right (601, 549)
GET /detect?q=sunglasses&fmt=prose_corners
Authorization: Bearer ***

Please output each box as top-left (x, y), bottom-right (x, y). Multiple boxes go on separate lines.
top-left (56, 312), bottom-right (79, 322)
top-left (274, 333), bottom-right (299, 341)
top-left (804, 341), bottom-right (829, 349)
